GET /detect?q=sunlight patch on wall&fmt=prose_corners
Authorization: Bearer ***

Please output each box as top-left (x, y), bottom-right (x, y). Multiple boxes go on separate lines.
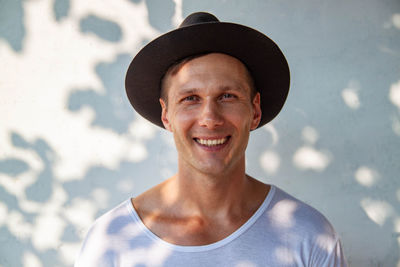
top-left (259, 150), bottom-right (280, 175)
top-left (1, 183), bottom-right (76, 255)
top-left (64, 198), bottom-right (97, 232)
top-left (394, 218), bottom-right (400, 266)
top-left (394, 217), bottom-right (400, 267)
top-left (7, 210), bottom-right (33, 241)
top-left (354, 166), bottom-right (379, 187)
top-left (0, 0), bottom-right (158, 184)
top-left (392, 14), bottom-right (400, 29)
top-left (172, 0), bottom-right (183, 27)
top-left (392, 116), bottom-right (400, 136)
top-left (389, 80), bottom-right (400, 136)
top-left (125, 140), bottom-right (149, 162)
top-left (0, 202), bottom-right (7, 227)
top-left (18, 184), bottom-right (67, 215)
top-left (117, 179), bottom-right (135, 193)
top-left (360, 198), bottom-right (393, 226)
top-left (293, 146), bottom-right (330, 172)
top-left (23, 251), bottom-right (43, 267)
top-left (158, 131), bottom-right (178, 179)
top-left (395, 218), bottom-right (400, 236)
top-left (0, 142), bottom-right (46, 199)
top-left (0, 136), bottom-right (44, 173)
top-left (59, 242), bottom-right (82, 266)
top-left (390, 80), bottom-right (400, 109)
top-left (341, 80), bottom-right (361, 110)
top-left (32, 213), bottom-right (66, 251)
top-left (378, 44), bottom-right (398, 56)
top-left (91, 188), bottom-right (110, 209)
top-left (53, 128), bottom-right (150, 182)
top-left (128, 117), bottom-right (157, 140)
top-left (302, 126), bottom-right (319, 145)
top-left (161, 130), bottom-right (176, 147)
top-left (0, 172), bottom-right (31, 202)
top-left (47, 111), bottom-right (152, 182)
top-left (263, 124), bottom-right (279, 146)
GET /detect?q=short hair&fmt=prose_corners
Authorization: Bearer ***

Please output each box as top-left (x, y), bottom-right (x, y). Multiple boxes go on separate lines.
top-left (160, 53), bottom-right (257, 105)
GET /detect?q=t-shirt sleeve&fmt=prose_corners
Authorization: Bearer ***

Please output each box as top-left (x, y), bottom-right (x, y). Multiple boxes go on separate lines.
top-left (309, 236), bottom-right (348, 267)
top-left (74, 224), bottom-right (116, 267)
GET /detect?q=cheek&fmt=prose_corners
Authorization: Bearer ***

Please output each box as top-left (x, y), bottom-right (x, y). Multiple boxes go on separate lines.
top-left (170, 108), bottom-right (197, 132)
top-left (223, 105), bottom-right (253, 127)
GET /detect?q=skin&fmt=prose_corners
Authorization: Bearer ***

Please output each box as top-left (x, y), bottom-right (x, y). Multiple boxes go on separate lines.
top-left (132, 53), bottom-right (270, 246)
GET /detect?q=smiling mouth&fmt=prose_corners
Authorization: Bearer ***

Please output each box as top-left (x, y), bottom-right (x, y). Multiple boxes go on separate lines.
top-left (194, 137), bottom-right (230, 147)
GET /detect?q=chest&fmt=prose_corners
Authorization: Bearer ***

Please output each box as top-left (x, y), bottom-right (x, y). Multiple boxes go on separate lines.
top-left (141, 213), bottom-right (251, 246)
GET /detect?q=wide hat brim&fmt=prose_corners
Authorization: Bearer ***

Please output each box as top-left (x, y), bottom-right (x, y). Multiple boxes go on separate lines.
top-left (125, 18), bottom-right (290, 129)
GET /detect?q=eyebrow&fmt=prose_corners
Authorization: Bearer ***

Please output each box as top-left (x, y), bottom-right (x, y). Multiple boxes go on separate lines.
top-left (219, 85), bottom-right (247, 93)
top-left (176, 88), bottom-right (199, 96)
top-left (176, 84), bottom-right (246, 96)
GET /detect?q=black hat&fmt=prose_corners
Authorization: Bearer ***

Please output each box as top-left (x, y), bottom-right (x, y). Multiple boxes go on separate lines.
top-left (125, 12), bottom-right (290, 128)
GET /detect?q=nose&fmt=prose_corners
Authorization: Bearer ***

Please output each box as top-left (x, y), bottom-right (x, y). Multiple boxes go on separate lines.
top-left (198, 100), bottom-right (224, 129)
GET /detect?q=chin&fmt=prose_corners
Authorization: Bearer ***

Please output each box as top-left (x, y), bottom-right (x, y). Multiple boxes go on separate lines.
top-left (193, 160), bottom-right (232, 176)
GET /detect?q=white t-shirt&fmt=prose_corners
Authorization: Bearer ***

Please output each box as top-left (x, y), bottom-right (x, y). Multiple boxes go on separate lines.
top-left (75, 185), bottom-right (347, 267)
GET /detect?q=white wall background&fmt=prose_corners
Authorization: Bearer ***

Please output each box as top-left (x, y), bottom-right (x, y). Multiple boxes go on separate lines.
top-left (1, 0), bottom-right (399, 266)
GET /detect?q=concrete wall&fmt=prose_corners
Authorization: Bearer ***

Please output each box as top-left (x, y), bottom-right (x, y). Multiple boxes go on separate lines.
top-left (1, 0), bottom-right (399, 266)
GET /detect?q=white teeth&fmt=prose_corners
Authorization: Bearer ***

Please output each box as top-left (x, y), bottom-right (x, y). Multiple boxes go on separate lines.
top-left (196, 137), bottom-right (228, 146)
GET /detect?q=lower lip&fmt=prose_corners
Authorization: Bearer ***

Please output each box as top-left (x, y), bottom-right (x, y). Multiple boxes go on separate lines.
top-left (194, 137), bottom-right (230, 152)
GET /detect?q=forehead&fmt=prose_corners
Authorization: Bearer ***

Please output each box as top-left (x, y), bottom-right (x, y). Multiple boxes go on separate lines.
top-left (180, 53), bottom-right (247, 74)
top-left (165, 53), bottom-right (252, 94)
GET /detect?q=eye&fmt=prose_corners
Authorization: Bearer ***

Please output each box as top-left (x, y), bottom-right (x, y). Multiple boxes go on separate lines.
top-left (182, 95), bottom-right (198, 102)
top-left (221, 93), bottom-right (235, 99)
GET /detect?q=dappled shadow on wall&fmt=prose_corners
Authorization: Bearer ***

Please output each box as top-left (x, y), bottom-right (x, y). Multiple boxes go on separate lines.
top-left (68, 54), bottom-right (134, 133)
top-left (0, 124), bottom-right (173, 266)
top-left (0, 0), bottom-right (180, 266)
top-left (53, 0), bottom-right (70, 21)
top-left (141, 0), bottom-right (176, 32)
top-left (0, 0), bottom-right (25, 52)
top-left (80, 15), bottom-right (123, 43)
top-left (250, 10), bottom-right (400, 266)
top-left (0, 133), bottom-right (66, 266)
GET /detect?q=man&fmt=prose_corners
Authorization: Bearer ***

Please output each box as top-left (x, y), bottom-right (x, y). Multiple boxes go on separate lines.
top-left (75, 12), bottom-right (347, 266)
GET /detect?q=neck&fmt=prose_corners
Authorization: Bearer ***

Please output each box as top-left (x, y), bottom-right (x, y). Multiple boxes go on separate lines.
top-left (164, 157), bottom-right (257, 218)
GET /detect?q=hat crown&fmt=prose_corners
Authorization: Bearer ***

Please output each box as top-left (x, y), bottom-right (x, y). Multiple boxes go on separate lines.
top-left (179, 12), bottom-right (220, 28)
top-left (126, 11), bottom-right (290, 129)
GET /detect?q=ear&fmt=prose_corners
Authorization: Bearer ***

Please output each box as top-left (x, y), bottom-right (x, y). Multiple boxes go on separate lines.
top-left (250, 93), bottom-right (262, 130)
top-left (159, 98), bottom-right (172, 132)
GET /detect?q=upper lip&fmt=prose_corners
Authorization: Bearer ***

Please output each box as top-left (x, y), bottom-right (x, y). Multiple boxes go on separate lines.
top-left (194, 136), bottom-right (229, 140)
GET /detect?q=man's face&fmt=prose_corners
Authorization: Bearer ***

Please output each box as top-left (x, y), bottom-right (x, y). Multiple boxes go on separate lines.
top-left (160, 53), bottom-right (261, 175)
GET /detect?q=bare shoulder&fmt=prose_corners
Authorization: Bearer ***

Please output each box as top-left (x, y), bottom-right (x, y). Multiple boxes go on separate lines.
top-left (130, 177), bottom-right (178, 224)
